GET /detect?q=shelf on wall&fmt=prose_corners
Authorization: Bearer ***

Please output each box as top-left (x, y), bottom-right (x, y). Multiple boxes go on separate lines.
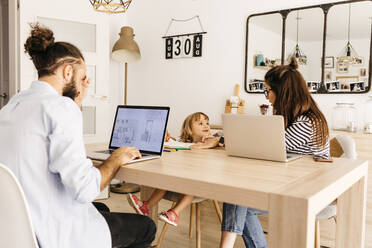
top-left (253, 65), bottom-right (270, 70)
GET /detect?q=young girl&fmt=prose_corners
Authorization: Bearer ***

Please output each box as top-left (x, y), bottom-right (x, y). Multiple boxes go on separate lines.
top-left (127, 112), bottom-right (222, 226)
top-left (220, 58), bottom-right (330, 248)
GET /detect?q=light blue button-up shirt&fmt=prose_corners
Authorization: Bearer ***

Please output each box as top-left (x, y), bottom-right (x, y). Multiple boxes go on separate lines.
top-left (0, 81), bottom-right (111, 248)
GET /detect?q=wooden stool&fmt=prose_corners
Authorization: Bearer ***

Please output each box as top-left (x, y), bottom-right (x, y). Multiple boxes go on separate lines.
top-left (156, 192), bottom-right (222, 248)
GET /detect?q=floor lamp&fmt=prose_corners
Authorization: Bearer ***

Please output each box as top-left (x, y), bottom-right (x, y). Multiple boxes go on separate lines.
top-left (112, 26), bottom-right (141, 104)
top-left (111, 26), bottom-right (141, 193)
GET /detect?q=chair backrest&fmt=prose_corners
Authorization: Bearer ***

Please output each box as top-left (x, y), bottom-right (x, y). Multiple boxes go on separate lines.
top-left (330, 135), bottom-right (357, 159)
top-left (0, 163), bottom-right (39, 248)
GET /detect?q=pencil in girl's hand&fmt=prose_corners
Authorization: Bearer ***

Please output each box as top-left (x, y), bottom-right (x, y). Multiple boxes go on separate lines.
top-left (165, 130), bottom-right (177, 141)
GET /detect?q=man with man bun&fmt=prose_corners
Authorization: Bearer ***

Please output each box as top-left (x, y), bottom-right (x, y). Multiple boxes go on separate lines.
top-left (0, 23), bottom-right (156, 248)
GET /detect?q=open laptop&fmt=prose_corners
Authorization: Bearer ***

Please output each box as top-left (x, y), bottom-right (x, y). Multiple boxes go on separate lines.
top-left (222, 114), bottom-right (302, 162)
top-left (87, 105), bottom-right (170, 163)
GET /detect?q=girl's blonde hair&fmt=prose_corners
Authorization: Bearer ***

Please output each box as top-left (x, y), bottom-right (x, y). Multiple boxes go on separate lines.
top-left (180, 112), bottom-right (209, 142)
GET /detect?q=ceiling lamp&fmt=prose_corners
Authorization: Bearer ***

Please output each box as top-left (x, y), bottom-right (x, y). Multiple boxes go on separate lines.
top-left (337, 4), bottom-right (362, 64)
top-left (288, 11), bottom-right (307, 65)
top-left (89, 0), bottom-right (132, 14)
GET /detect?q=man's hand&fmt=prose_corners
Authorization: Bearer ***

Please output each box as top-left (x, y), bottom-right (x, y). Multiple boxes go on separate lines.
top-left (98, 146), bottom-right (141, 190)
top-left (74, 78), bottom-right (90, 108)
top-left (109, 146), bottom-right (142, 166)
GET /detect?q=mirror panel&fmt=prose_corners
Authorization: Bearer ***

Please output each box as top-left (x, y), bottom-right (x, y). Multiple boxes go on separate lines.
top-left (245, 13), bottom-right (283, 93)
top-left (285, 8), bottom-right (324, 92)
top-left (325, 1), bottom-right (371, 93)
top-left (244, 0), bottom-right (372, 94)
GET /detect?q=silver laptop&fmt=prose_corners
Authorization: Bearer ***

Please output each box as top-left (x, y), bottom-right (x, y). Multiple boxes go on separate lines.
top-left (87, 105), bottom-right (170, 163)
top-left (222, 114), bottom-right (302, 162)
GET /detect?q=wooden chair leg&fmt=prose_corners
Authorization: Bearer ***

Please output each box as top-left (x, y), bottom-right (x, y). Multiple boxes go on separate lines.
top-left (189, 203), bottom-right (195, 239)
top-left (196, 203), bottom-right (201, 248)
top-left (156, 222), bottom-right (169, 248)
top-left (314, 220), bottom-right (320, 248)
top-left (156, 202), bottom-right (177, 248)
top-left (212, 200), bottom-right (222, 223)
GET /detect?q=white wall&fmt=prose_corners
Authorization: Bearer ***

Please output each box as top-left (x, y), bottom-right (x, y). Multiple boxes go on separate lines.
top-left (125, 0), bottom-right (371, 136)
top-left (17, 0), bottom-right (370, 142)
top-left (19, 0), bottom-right (127, 143)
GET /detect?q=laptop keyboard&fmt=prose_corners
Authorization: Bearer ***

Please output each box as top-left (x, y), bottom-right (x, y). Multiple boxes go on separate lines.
top-left (98, 150), bottom-right (150, 158)
top-left (99, 150), bottom-right (114, 154)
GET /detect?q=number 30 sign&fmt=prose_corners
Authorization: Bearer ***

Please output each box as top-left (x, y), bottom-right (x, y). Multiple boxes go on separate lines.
top-left (165, 34), bottom-right (203, 59)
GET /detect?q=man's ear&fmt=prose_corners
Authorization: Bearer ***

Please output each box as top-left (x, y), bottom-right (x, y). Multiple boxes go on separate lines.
top-left (62, 64), bottom-right (73, 83)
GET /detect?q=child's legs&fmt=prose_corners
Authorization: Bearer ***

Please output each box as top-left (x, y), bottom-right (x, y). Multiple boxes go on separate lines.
top-left (146, 189), bottom-right (167, 209)
top-left (172, 195), bottom-right (194, 215)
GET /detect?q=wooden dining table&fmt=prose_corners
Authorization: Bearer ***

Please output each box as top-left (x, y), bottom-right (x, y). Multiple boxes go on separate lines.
top-left (88, 145), bottom-right (368, 248)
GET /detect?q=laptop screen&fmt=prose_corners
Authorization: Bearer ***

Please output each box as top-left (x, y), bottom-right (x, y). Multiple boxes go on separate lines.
top-left (109, 106), bottom-right (170, 154)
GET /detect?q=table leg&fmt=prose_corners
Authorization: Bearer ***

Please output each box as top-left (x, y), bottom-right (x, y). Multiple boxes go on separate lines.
top-left (140, 186), bottom-right (158, 227)
top-left (268, 194), bottom-right (315, 248)
top-left (336, 176), bottom-right (367, 248)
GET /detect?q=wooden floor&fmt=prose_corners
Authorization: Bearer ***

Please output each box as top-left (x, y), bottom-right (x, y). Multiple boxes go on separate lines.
top-left (97, 192), bottom-right (246, 248)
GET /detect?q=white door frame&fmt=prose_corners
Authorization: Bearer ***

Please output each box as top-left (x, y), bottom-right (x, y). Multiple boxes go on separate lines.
top-left (0, 1), bottom-right (3, 104)
top-left (8, 0), bottom-right (19, 96)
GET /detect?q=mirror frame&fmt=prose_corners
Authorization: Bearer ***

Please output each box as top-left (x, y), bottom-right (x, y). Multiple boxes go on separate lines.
top-left (244, 0), bottom-right (372, 94)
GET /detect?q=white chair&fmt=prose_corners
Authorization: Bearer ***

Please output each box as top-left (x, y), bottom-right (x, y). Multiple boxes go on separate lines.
top-left (314, 134), bottom-right (357, 248)
top-left (0, 163), bottom-right (39, 248)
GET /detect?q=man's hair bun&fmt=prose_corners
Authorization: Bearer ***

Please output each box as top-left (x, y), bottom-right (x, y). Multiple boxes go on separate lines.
top-left (24, 23), bottom-right (55, 56)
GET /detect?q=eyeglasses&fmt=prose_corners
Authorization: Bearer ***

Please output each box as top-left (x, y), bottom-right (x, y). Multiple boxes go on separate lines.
top-left (264, 89), bottom-right (272, 97)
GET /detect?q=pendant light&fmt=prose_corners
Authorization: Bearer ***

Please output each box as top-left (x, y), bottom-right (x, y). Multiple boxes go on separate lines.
top-left (337, 4), bottom-right (362, 64)
top-left (89, 0), bottom-right (131, 14)
top-left (288, 11), bottom-right (307, 65)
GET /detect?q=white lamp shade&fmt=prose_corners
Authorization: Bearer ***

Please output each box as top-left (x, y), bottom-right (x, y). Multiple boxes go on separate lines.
top-left (112, 49), bottom-right (140, 62)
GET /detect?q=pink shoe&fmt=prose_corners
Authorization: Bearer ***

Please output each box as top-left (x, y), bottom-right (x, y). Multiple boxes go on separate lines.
top-left (159, 209), bottom-right (179, 226)
top-left (127, 193), bottom-right (149, 216)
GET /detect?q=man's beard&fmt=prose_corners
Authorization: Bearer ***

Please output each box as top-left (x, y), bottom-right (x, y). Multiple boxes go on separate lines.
top-left (62, 77), bottom-right (78, 100)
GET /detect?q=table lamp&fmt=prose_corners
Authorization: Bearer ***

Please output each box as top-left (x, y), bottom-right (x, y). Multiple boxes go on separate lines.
top-left (111, 26), bottom-right (141, 193)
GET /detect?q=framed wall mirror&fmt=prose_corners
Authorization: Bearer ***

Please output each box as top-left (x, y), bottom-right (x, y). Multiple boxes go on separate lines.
top-left (244, 0), bottom-right (372, 94)
top-left (285, 8), bottom-right (324, 93)
top-left (325, 1), bottom-right (371, 93)
top-left (246, 13), bottom-right (283, 93)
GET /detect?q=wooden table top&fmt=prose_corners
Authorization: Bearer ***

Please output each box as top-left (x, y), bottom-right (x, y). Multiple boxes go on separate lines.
top-left (110, 148), bottom-right (368, 212)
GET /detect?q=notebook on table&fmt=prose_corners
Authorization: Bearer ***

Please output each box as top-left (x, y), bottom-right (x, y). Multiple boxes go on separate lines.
top-left (87, 105), bottom-right (170, 164)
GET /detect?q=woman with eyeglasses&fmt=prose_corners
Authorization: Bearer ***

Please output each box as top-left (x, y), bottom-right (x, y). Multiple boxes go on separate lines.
top-left (219, 57), bottom-right (330, 248)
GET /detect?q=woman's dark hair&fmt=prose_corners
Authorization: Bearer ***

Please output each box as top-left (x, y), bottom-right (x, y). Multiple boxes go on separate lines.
top-left (264, 57), bottom-right (329, 148)
top-left (24, 23), bottom-right (84, 78)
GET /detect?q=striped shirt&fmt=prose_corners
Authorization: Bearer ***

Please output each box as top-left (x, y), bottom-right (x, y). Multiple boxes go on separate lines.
top-left (285, 115), bottom-right (330, 159)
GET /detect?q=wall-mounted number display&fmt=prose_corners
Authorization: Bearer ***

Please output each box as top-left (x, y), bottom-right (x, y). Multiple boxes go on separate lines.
top-left (164, 34), bottom-right (204, 59)
top-left (163, 16), bottom-right (206, 60)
